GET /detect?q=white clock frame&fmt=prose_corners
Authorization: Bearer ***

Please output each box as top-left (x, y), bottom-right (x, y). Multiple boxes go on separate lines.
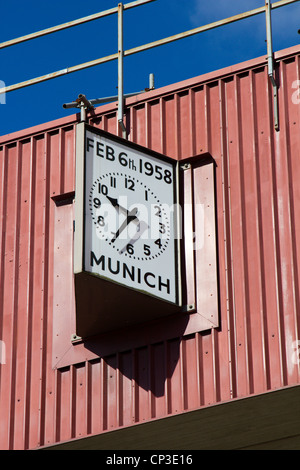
top-left (74, 123), bottom-right (183, 336)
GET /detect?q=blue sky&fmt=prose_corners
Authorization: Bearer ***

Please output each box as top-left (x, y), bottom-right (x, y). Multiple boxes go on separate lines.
top-left (0, 0), bottom-right (299, 137)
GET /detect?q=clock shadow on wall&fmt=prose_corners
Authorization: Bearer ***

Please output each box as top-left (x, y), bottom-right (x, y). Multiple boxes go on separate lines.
top-left (81, 310), bottom-right (191, 399)
top-left (52, 125), bottom-right (219, 397)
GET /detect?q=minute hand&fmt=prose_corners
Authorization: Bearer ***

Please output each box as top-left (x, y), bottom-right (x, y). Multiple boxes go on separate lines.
top-left (119, 220), bottom-right (149, 254)
top-left (111, 207), bottom-right (139, 243)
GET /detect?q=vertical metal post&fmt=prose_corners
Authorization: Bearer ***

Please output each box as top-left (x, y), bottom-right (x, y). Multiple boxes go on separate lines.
top-left (80, 104), bottom-right (87, 122)
top-left (118, 3), bottom-right (126, 138)
top-left (149, 73), bottom-right (155, 90)
top-left (265, 0), bottom-right (279, 131)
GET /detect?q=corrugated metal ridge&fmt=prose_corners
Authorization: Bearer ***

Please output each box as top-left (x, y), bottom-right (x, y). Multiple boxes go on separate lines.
top-left (0, 113), bottom-right (79, 145)
top-left (1, 43), bottom-right (299, 145)
top-left (1, 42), bottom-right (300, 449)
top-left (125, 43), bottom-right (300, 104)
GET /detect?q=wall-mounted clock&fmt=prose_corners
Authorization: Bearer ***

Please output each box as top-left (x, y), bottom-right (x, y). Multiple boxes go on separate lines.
top-left (74, 123), bottom-right (182, 336)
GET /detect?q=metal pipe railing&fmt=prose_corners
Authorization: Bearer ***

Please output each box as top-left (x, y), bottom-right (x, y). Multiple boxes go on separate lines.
top-left (0, 0), bottom-right (156, 49)
top-left (0, 0), bottom-right (299, 133)
top-left (0, 0), bottom-right (299, 97)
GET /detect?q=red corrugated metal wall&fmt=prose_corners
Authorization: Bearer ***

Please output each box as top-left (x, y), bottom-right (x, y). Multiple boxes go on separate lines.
top-left (0, 45), bottom-right (300, 449)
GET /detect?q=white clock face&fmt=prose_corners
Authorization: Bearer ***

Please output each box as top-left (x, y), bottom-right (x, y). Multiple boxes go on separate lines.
top-left (89, 171), bottom-right (170, 261)
top-left (84, 128), bottom-right (179, 305)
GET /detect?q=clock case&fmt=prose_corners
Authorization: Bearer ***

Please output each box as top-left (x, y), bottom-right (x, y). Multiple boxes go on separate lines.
top-left (74, 123), bottom-right (184, 339)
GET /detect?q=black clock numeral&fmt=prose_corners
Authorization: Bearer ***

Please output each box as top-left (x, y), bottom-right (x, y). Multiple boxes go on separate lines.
top-left (97, 215), bottom-right (105, 227)
top-left (154, 205), bottom-right (161, 217)
top-left (159, 223), bottom-right (166, 234)
top-left (125, 177), bottom-right (135, 191)
top-left (144, 244), bottom-right (151, 256)
top-left (126, 243), bottom-right (134, 255)
top-left (98, 183), bottom-right (108, 195)
top-left (93, 197), bottom-right (101, 209)
top-left (110, 176), bottom-right (116, 188)
top-left (155, 239), bottom-right (162, 249)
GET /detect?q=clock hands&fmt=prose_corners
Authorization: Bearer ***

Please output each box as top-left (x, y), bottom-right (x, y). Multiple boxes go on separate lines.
top-left (106, 195), bottom-right (132, 216)
top-left (111, 207), bottom-right (139, 243)
top-left (119, 220), bottom-right (149, 254)
top-left (106, 194), bottom-right (142, 243)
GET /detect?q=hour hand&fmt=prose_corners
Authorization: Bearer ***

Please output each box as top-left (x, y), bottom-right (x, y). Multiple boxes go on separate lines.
top-left (106, 195), bottom-right (129, 215)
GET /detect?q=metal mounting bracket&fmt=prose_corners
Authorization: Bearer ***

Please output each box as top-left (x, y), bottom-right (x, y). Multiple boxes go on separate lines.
top-left (71, 334), bottom-right (83, 344)
top-left (182, 303), bottom-right (196, 313)
top-left (62, 75), bottom-right (155, 123)
top-left (180, 163), bottom-right (191, 171)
